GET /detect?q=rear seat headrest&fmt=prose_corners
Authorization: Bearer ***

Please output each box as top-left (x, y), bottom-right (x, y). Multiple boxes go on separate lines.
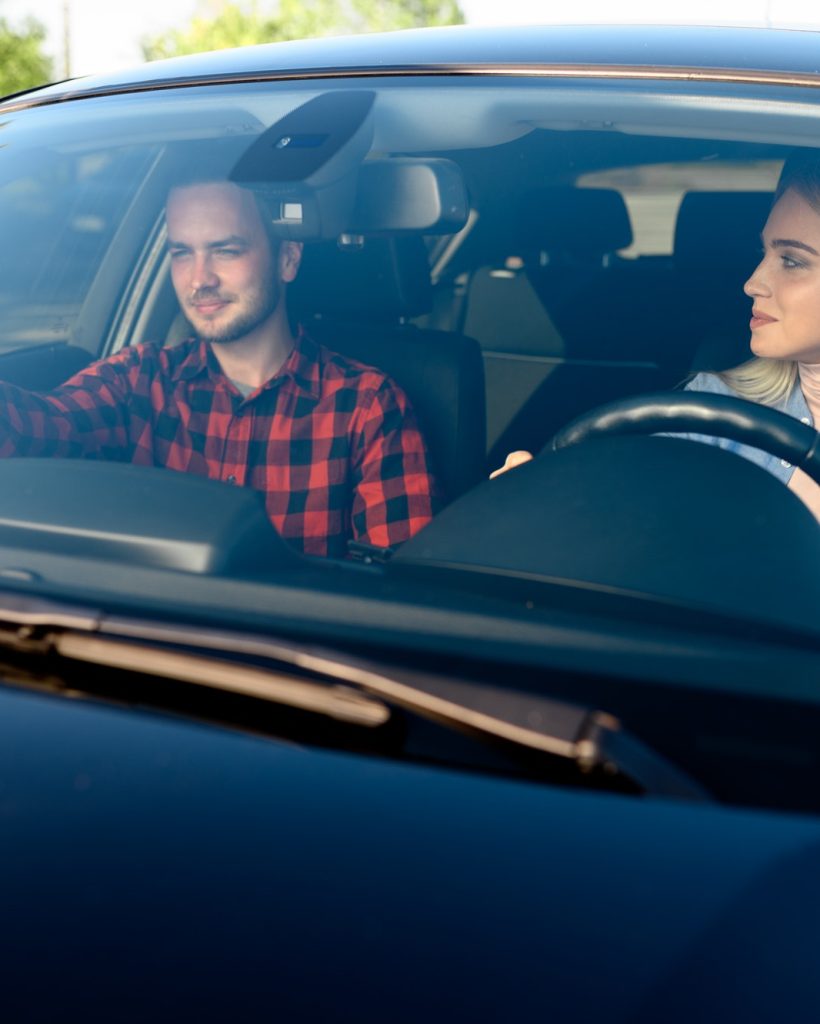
top-left (674, 191), bottom-right (774, 273)
top-left (517, 187), bottom-right (633, 258)
top-left (289, 236), bottom-right (432, 321)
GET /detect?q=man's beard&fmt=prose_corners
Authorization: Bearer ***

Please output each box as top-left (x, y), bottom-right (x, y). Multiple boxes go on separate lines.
top-left (189, 278), bottom-right (281, 345)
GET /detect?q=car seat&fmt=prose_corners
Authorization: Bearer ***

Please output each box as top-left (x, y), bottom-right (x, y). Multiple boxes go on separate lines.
top-left (459, 187), bottom-right (670, 464)
top-left (289, 235), bottom-right (487, 502)
top-left (676, 190), bottom-right (774, 372)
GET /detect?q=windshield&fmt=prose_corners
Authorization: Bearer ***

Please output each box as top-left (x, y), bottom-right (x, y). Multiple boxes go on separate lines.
top-left (0, 71), bottom-right (818, 664)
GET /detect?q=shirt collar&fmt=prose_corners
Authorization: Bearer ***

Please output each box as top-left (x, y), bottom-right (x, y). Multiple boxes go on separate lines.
top-left (170, 329), bottom-right (321, 400)
top-left (170, 337), bottom-right (211, 383)
top-left (273, 328), bottom-right (321, 400)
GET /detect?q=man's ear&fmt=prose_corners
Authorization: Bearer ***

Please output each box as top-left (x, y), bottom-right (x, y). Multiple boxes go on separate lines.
top-left (279, 241), bottom-right (303, 283)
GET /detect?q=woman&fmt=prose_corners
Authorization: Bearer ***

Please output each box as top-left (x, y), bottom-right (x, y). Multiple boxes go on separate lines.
top-left (682, 152), bottom-right (820, 521)
top-left (493, 154), bottom-right (820, 522)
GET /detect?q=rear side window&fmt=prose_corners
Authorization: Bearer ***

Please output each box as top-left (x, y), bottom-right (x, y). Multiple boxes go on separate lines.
top-left (579, 160), bottom-right (782, 257)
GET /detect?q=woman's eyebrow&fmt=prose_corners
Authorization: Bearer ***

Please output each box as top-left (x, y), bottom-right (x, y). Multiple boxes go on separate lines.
top-left (771, 238), bottom-right (820, 256)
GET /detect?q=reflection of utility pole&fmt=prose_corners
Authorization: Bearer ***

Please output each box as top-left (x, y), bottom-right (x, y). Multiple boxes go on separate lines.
top-left (62, 0), bottom-right (71, 79)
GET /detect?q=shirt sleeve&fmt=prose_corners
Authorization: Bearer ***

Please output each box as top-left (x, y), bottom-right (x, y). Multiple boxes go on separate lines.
top-left (0, 347), bottom-right (141, 460)
top-left (349, 377), bottom-right (442, 548)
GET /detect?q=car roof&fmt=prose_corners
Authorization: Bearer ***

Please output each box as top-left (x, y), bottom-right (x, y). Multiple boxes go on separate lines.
top-left (7, 23), bottom-right (820, 111)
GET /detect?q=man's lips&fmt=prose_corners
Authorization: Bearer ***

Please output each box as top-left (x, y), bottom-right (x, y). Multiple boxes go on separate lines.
top-left (190, 297), bottom-right (230, 316)
top-left (750, 309), bottom-right (777, 329)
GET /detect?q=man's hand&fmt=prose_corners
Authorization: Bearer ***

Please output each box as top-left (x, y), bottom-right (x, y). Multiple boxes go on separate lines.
top-left (489, 450), bottom-right (534, 479)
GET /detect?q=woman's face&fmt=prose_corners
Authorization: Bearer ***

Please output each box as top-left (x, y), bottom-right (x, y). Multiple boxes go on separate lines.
top-left (744, 186), bottom-right (820, 363)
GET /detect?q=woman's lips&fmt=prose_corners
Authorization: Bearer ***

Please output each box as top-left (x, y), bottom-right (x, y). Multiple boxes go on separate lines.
top-left (750, 310), bottom-right (777, 330)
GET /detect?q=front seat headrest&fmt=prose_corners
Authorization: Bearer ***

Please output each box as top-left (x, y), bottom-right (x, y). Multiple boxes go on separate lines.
top-left (517, 187), bottom-right (633, 259)
top-left (289, 236), bottom-right (433, 321)
top-left (674, 191), bottom-right (773, 273)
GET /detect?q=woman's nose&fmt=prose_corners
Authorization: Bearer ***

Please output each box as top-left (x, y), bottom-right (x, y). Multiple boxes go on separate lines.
top-left (744, 258), bottom-right (771, 298)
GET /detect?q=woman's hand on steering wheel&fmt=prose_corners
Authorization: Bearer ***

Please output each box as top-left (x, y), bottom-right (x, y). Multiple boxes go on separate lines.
top-left (490, 450), bottom-right (534, 479)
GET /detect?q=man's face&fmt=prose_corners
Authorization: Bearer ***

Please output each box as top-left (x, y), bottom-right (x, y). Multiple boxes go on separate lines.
top-left (166, 182), bottom-right (288, 345)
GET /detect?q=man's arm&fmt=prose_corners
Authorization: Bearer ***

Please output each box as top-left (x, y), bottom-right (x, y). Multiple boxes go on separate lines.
top-left (350, 379), bottom-right (441, 549)
top-left (0, 348), bottom-right (140, 459)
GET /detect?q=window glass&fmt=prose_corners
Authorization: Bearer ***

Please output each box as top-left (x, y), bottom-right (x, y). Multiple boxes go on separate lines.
top-left (0, 74), bottom-right (816, 629)
top-left (579, 160), bottom-right (782, 257)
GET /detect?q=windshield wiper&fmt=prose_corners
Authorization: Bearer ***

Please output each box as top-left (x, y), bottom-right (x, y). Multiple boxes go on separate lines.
top-left (0, 592), bottom-right (710, 802)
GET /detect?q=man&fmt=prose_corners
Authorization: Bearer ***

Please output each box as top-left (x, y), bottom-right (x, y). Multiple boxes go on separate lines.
top-left (0, 180), bottom-right (440, 557)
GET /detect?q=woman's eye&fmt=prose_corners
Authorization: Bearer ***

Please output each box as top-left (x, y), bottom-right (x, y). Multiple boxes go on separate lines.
top-left (781, 253), bottom-right (803, 269)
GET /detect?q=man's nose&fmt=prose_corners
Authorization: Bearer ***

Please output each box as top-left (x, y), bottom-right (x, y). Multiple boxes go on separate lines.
top-left (191, 253), bottom-right (218, 291)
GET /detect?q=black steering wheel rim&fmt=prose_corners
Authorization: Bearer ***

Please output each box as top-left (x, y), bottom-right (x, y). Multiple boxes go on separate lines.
top-left (550, 392), bottom-right (820, 486)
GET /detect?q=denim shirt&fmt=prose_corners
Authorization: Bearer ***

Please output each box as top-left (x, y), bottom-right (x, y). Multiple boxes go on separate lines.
top-left (682, 372), bottom-right (814, 484)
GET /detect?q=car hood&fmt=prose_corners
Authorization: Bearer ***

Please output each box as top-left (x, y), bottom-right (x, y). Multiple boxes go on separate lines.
top-left (3, 681), bottom-right (819, 1021)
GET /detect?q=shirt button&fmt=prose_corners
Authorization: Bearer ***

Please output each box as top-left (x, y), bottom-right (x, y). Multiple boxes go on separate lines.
top-left (781, 460), bottom-right (792, 468)
top-left (801, 417), bottom-right (811, 425)
top-left (226, 474), bottom-right (237, 484)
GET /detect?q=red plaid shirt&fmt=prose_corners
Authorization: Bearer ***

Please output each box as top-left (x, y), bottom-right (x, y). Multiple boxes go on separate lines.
top-left (0, 333), bottom-right (440, 557)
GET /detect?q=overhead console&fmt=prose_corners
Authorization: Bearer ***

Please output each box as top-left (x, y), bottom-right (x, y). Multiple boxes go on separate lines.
top-left (229, 90), bottom-right (468, 239)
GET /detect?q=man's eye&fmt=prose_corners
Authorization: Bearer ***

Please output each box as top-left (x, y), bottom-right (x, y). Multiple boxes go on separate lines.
top-left (169, 249), bottom-right (189, 260)
top-left (216, 248), bottom-right (242, 258)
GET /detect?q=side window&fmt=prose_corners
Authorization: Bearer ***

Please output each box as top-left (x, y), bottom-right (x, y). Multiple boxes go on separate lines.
top-left (0, 145), bottom-right (159, 350)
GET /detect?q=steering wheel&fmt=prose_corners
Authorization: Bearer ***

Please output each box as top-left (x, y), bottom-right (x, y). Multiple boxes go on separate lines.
top-left (550, 392), bottom-right (820, 486)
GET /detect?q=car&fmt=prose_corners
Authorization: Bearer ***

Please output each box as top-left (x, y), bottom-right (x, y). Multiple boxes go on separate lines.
top-left (2, 21), bottom-right (820, 1022)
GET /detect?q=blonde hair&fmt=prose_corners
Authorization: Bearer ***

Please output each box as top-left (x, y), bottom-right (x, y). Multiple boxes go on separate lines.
top-left (716, 150), bottom-right (820, 406)
top-left (718, 357), bottom-right (798, 406)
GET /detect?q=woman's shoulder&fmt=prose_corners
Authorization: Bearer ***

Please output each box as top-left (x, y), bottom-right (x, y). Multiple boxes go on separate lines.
top-left (684, 372), bottom-right (736, 396)
top-left (686, 366), bottom-right (806, 418)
